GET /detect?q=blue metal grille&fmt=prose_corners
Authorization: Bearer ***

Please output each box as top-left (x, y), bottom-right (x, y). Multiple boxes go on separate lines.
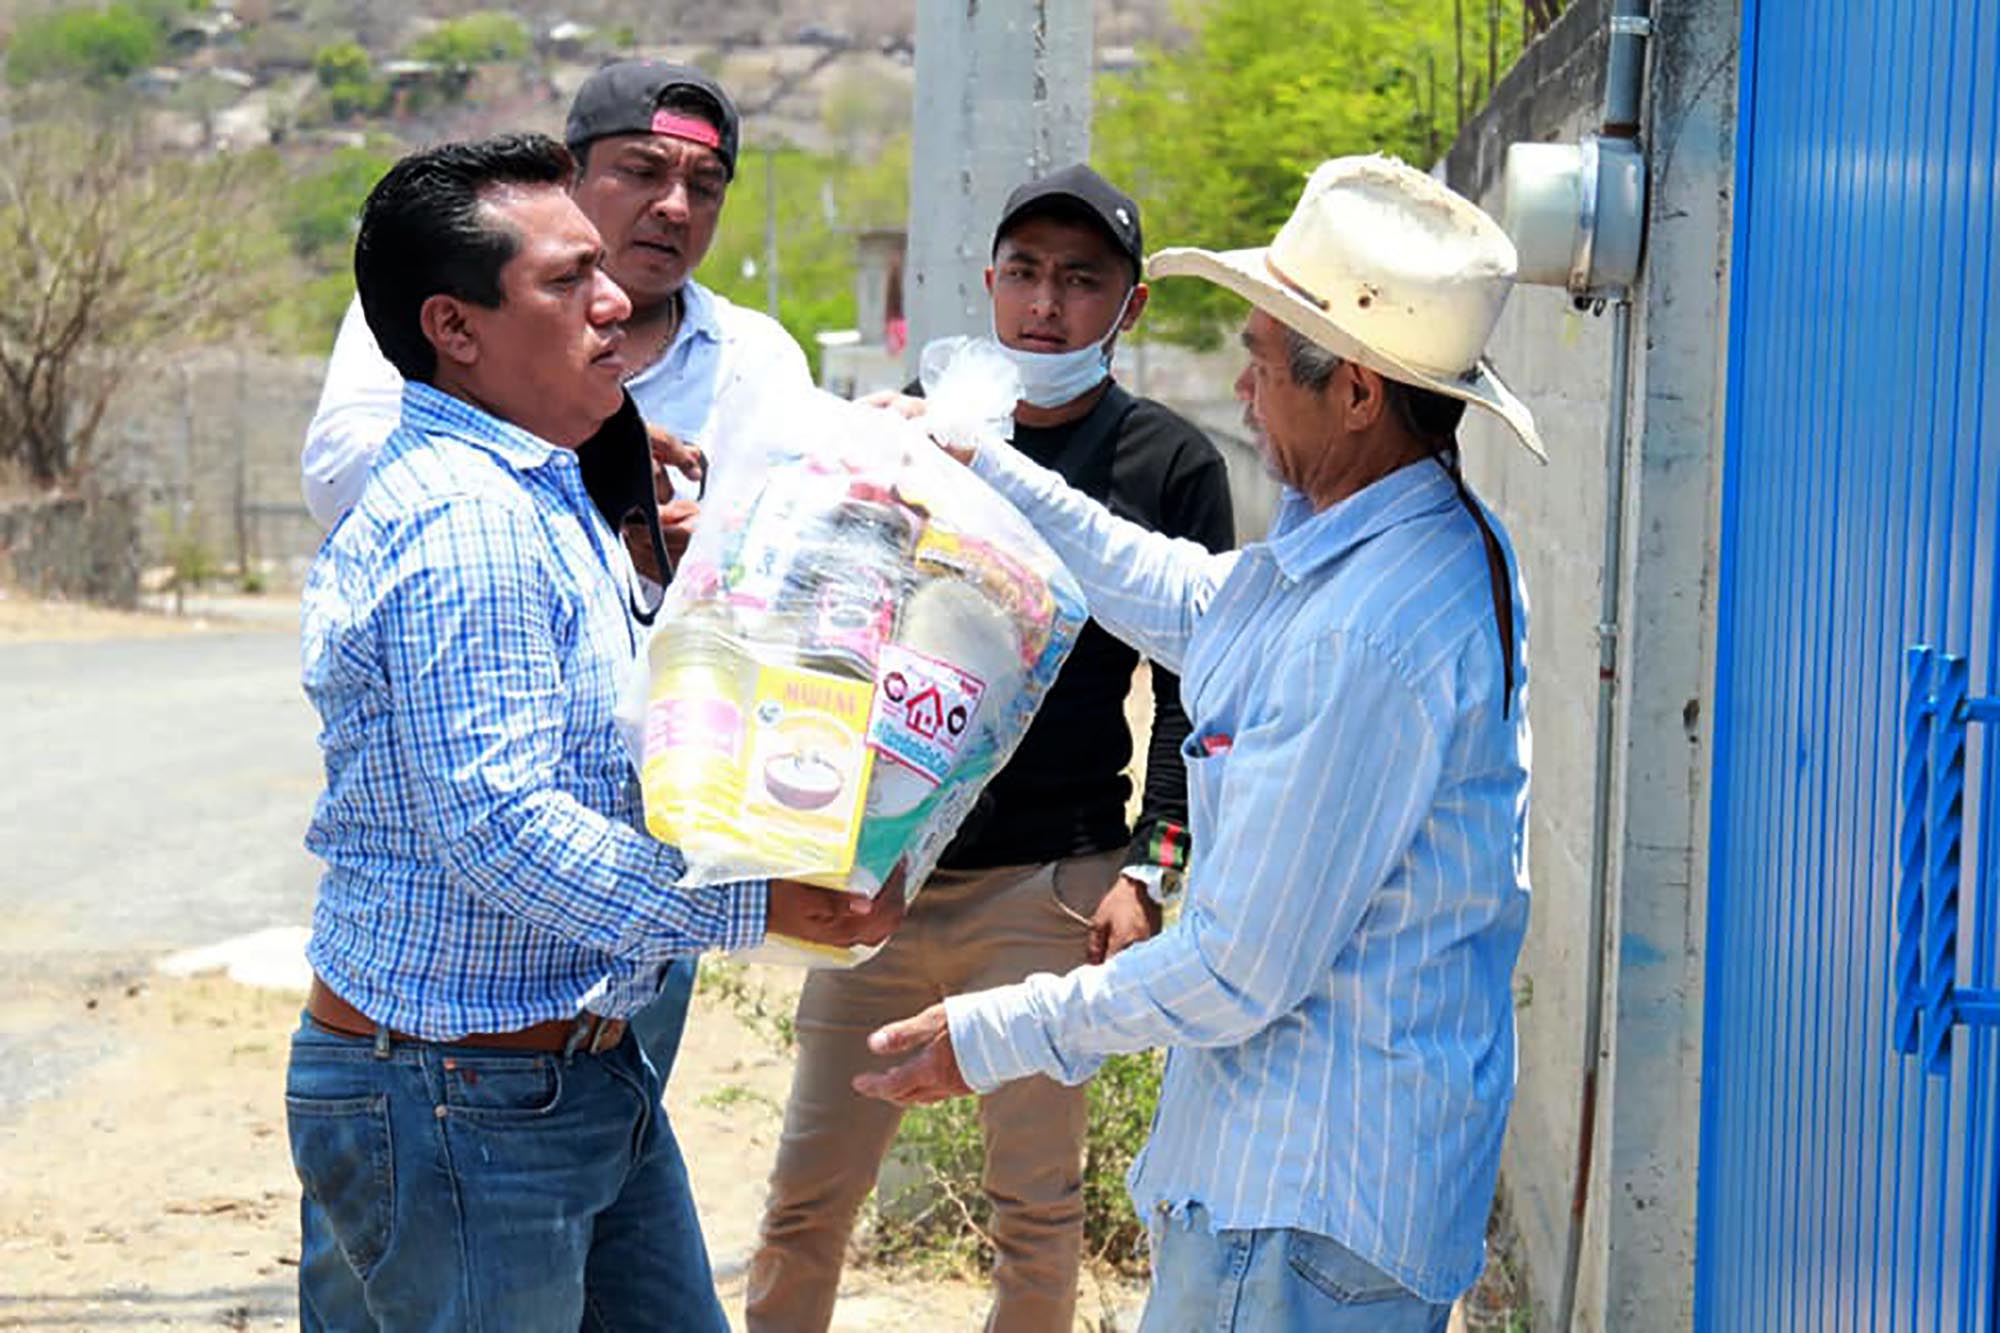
top-left (1697, 0), bottom-right (2000, 1326)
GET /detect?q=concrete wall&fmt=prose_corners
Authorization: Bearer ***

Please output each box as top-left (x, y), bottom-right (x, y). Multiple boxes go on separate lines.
top-left (94, 349), bottom-right (330, 584)
top-left (1443, 0), bottom-right (1736, 1326)
top-left (1116, 339), bottom-right (1282, 540)
top-left (0, 492), bottom-right (142, 606)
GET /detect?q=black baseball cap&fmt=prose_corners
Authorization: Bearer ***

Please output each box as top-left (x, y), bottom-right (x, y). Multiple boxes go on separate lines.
top-left (565, 60), bottom-right (741, 180)
top-left (993, 164), bottom-right (1144, 281)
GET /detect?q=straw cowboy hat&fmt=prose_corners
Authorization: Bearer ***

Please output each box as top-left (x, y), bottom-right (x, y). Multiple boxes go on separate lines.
top-left (1148, 155), bottom-right (1546, 462)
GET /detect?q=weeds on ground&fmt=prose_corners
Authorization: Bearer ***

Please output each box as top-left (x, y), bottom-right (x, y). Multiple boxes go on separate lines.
top-left (698, 1081), bottom-right (784, 1116)
top-left (1462, 1201), bottom-right (1532, 1331)
top-left (698, 957), bottom-right (1164, 1280)
top-left (696, 957), bottom-right (797, 1052)
top-left (859, 1050), bottom-right (1164, 1279)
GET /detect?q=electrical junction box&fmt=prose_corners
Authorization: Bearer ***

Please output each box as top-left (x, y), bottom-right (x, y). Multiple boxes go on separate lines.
top-left (1501, 136), bottom-right (1647, 304)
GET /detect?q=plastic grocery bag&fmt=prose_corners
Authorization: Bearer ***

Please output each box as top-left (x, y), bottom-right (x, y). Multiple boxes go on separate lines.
top-left (628, 339), bottom-right (1086, 965)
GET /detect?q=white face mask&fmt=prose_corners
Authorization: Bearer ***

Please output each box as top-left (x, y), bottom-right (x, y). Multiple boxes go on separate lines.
top-left (992, 287), bottom-right (1135, 409)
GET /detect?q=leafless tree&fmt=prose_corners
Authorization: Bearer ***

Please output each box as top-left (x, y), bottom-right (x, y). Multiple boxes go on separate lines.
top-left (0, 121), bottom-right (276, 489)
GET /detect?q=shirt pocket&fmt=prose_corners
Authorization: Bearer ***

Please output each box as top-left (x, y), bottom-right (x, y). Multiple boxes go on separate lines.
top-left (1178, 732), bottom-right (1232, 842)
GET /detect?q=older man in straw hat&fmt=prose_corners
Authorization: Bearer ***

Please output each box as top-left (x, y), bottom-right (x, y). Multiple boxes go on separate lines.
top-left (854, 155), bottom-right (1541, 1331)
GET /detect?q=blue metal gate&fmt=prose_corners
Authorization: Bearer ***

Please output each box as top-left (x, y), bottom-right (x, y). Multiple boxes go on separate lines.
top-left (1697, 0), bottom-right (2000, 1327)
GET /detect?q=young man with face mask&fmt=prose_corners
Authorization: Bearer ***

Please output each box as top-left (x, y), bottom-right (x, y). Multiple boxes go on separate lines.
top-left (746, 164), bottom-right (1235, 1333)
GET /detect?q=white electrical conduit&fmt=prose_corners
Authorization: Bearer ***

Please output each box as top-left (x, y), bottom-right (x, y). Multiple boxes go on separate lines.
top-left (1554, 2), bottom-right (1652, 1327)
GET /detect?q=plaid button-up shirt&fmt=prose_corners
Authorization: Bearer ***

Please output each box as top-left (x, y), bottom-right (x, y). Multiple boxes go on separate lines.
top-left (300, 382), bottom-right (766, 1039)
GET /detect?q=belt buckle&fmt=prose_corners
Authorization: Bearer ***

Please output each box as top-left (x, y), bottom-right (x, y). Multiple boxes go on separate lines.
top-left (565, 1013), bottom-right (624, 1057)
top-left (590, 1017), bottom-right (625, 1055)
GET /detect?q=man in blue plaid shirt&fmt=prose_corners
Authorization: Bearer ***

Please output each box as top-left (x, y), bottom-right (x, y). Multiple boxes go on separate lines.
top-left (287, 133), bottom-right (900, 1329)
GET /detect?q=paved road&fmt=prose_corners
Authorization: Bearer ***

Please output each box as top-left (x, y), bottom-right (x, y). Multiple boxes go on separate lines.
top-left (0, 610), bottom-right (321, 1110)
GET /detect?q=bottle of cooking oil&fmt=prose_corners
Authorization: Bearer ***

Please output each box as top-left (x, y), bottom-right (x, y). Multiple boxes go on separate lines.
top-left (639, 608), bottom-right (751, 870)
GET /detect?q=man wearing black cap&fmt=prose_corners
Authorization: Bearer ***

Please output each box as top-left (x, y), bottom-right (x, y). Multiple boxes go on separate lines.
top-left (306, 60), bottom-right (808, 528)
top-left (747, 165), bottom-right (1235, 1333)
top-left (298, 60), bottom-right (813, 1093)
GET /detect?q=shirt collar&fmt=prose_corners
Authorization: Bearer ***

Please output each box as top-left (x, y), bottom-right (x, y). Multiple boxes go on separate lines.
top-left (1264, 459), bottom-right (1461, 581)
top-left (677, 278), bottom-right (723, 348)
top-left (398, 380), bottom-right (572, 475)
top-left (623, 280), bottom-right (723, 395)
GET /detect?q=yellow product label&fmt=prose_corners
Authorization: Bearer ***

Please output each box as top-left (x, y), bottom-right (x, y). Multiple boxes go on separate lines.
top-left (739, 663), bottom-right (877, 878)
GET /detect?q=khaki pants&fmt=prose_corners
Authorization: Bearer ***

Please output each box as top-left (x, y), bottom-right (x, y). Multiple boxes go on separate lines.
top-left (746, 851), bottom-right (1124, 1333)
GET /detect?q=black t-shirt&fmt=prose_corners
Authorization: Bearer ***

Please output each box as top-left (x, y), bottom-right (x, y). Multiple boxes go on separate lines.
top-left (939, 380), bottom-right (1236, 872)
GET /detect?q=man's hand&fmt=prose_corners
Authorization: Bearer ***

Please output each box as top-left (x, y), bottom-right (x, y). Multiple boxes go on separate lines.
top-left (622, 425), bottom-right (707, 585)
top-left (646, 423), bottom-right (706, 493)
top-left (655, 496), bottom-right (700, 567)
top-left (623, 497), bottom-right (699, 586)
top-left (1088, 873), bottom-right (1164, 964)
top-left (767, 863), bottom-right (908, 949)
top-left (852, 1003), bottom-right (973, 1106)
top-left (859, 389), bottom-right (928, 421)
top-left (859, 391), bottom-right (975, 466)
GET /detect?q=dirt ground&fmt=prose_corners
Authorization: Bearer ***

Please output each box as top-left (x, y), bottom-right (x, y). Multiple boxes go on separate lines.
top-left (0, 590), bottom-right (206, 641)
top-left (0, 961), bottom-right (1105, 1330)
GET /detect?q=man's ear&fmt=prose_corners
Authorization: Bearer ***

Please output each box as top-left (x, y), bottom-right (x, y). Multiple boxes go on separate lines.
top-left (1120, 281), bottom-right (1149, 332)
top-left (1344, 363), bottom-right (1388, 432)
top-left (982, 265), bottom-right (997, 299)
top-left (419, 294), bottom-right (480, 371)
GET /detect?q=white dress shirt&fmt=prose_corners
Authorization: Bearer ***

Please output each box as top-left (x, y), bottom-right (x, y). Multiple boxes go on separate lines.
top-left (300, 281), bottom-right (812, 527)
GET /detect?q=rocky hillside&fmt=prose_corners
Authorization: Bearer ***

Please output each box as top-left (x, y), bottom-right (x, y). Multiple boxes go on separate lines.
top-left (2, 0), bottom-right (1191, 158)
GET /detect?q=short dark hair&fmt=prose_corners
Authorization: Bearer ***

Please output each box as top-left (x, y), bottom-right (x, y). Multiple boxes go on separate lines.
top-left (354, 133), bottom-right (575, 384)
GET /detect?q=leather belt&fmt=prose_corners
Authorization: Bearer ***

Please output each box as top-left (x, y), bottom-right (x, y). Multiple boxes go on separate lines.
top-left (307, 975), bottom-right (628, 1056)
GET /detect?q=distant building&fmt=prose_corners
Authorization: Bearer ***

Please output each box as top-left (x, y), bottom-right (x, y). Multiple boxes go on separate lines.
top-left (817, 228), bottom-right (908, 400)
top-left (545, 21), bottom-right (600, 60)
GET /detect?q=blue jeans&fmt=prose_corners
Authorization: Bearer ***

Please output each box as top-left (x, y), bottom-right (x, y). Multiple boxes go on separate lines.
top-left (1139, 1204), bottom-right (1454, 1333)
top-left (627, 957), bottom-right (698, 1083)
top-left (286, 1016), bottom-right (726, 1332)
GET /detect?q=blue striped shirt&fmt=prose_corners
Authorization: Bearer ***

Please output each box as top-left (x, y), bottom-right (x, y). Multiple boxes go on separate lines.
top-left (945, 447), bottom-right (1531, 1303)
top-left (301, 383), bottom-right (767, 1039)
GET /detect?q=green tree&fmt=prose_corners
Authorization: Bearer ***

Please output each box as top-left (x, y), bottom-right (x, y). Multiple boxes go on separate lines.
top-left (312, 40), bottom-right (371, 87)
top-left (699, 136), bottom-right (912, 379)
top-left (311, 40), bottom-right (388, 120)
top-left (279, 145), bottom-right (394, 259)
top-left (406, 12), bottom-right (531, 67)
top-left (1096, 0), bottom-right (1523, 346)
top-left (4, 5), bottom-right (162, 87)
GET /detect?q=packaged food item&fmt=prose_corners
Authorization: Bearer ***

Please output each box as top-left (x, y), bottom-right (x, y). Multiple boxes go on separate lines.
top-left (630, 342), bottom-right (1086, 964)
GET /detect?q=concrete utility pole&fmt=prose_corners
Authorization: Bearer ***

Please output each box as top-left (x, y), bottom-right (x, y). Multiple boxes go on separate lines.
top-left (905, 0), bottom-right (1096, 365)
